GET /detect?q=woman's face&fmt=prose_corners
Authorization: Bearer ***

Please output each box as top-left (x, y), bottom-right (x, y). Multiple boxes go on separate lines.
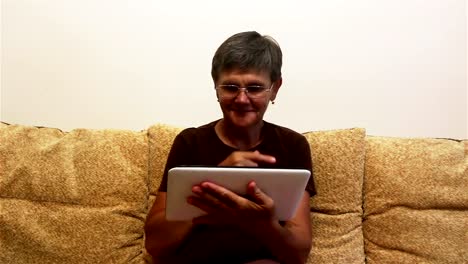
top-left (216, 69), bottom-right (280, 130)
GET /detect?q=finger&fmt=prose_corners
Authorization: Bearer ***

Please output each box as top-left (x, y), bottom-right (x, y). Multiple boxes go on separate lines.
top-left (219, 152), bottom-right (259, 167)
top-left (200, 182), bottom-right (244, 207)
top-left (192, 183), bottom-right (237, 209)
top-left (247, 151), bottom-right (276, 164)
top-left (187, 195), bottom-right (220, 214)
top-left (192, 214), bottom-right (219, 225)
top-left (234, 159), bottom-right (259, 167)
top-left (247, 181), bottom-right (272, 206)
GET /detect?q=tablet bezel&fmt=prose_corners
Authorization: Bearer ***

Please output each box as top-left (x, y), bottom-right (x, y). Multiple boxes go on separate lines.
top-left (165, 166), bottom-right (310, 221)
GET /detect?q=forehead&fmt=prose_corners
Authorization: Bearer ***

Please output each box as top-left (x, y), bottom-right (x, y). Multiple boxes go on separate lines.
top-left (217, 69), bottom-right (270, 84)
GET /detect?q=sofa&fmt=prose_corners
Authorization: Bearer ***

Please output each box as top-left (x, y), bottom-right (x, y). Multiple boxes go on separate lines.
top-left (1, 121), bottom-right (467, 264)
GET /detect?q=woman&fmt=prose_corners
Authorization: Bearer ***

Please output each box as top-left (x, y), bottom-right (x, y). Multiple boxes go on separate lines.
top-left (145, 31), bottom-right (315, 264)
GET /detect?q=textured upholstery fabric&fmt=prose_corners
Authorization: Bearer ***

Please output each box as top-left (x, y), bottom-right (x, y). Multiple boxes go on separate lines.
top-left (2, 121), bottom-right (466, 263)
top-left (363, 137), bottom-right (468, 263)
top-left (147, 124), bottom-right (183, 208)
top-left (144, 124), bottom-right (183, 264)
top-left (147, 124), bottom-right (184, 197)
top-left (0, 124), bottom-right (148, 263)
top-left (304, 128), bottom-right (366, 264)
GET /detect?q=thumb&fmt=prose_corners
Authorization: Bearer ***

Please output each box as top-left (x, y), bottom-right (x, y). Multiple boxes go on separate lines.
top-left (247, 181), bottom-right (269, 205)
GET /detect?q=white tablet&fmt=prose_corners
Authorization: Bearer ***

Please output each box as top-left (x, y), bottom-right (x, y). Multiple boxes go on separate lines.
top-left (166, 167), bottom-right (310, 221)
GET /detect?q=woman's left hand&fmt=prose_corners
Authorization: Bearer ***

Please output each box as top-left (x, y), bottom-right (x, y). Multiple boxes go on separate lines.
top-left (187, 181), bottom-right (277, 232)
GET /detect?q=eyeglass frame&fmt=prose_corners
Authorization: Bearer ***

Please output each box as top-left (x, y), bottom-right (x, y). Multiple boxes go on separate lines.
top-left (215, 83), bottom-right (274, 99)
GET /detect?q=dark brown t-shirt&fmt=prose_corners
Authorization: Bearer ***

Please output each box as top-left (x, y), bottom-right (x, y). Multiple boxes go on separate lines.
top-left (157, 120), bottom-right (315, 263)
top-left (159, 120), bottom-right (315, 196)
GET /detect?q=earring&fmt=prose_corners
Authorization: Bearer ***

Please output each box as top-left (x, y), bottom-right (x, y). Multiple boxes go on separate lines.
top-left (271, 100), bottom-right (275, 104)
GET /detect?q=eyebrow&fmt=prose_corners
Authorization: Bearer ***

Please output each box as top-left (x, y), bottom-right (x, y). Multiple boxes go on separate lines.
top-left (220, 80), bottom-right (266, 86)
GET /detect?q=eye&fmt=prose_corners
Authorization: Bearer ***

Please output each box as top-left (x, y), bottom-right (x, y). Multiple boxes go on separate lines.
top-left (246, 85), bottom-right (265, 94)
top-left (219, 85), bottom-right (239, 93)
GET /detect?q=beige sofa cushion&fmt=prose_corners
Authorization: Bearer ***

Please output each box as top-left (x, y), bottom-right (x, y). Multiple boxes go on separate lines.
top-left (304, 128), bottom-right (366, 264)
top-left (0, 124), bottom-right (148, 263)
top-left (147, 125), bottom-right (367, 264)
top-left (147, 124), bottom-right (183, 205)
top-left (363, 137), bottom-right (468, 263)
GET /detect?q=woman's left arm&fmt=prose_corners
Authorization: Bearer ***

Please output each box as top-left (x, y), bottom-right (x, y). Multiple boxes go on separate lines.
top-left (254, 191), bottom-right (311, 264)
top-left (255, 134), bottom-right (313, 263)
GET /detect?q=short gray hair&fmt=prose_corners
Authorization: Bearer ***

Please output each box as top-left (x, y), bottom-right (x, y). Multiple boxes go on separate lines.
top-left (211, 31), bottom-right (283, 83)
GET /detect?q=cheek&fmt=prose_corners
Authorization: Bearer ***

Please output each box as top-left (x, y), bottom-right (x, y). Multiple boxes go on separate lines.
top-left (218, 101), bottom-right (231, 112)
top-left (254, 99), bottom-right (270, 109)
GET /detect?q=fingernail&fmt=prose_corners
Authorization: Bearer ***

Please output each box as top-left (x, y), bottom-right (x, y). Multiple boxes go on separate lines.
top-left (192, 186), bottom-right (202, 194)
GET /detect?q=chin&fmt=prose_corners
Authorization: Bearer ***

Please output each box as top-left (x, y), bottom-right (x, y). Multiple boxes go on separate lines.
top-left (226, 112), bottom-right (261, 128)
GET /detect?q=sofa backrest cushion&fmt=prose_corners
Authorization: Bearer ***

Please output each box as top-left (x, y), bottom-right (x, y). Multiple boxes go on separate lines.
top-left (304, 128), bottom-right (366, 264)
top-left (363, 136), bottom-right (468, 263)
top-left (147, 124), bottom-right (183, 207)
top-left (147, 124), bottom-right (367, 264)
top-left (0, 124), bottom-right (148, 263)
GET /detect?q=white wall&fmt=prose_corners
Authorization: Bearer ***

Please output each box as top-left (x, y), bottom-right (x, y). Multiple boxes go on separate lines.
top-left (1, 0), bottom-right (467, 138)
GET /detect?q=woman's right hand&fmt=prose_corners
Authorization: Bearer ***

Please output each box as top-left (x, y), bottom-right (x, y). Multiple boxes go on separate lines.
top-left (218, 150), bottom-right (276, 167)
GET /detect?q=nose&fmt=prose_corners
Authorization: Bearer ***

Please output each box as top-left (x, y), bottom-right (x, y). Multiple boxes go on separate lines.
top-left (234, 89), bottom-right (250, 103)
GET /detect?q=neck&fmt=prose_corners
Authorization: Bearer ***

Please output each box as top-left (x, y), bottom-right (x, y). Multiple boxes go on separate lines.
top-left (215, 119), bottom-right (264, 150)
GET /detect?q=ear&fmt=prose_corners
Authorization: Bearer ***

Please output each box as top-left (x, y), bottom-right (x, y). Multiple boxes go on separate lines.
top-left (214, 85), bottom-right (220, 101)
top-left (270, 78), bottom-right (282, 102)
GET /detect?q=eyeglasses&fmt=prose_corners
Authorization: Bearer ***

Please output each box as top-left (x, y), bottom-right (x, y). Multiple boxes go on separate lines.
top-left (216, 84), bottom-right (273, 99)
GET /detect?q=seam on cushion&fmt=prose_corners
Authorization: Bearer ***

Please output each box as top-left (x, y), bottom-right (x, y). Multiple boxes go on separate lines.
top-left (362, 132), bottom-right (370, 263)
top-left (363, 135), bottom-right (375, 263)
top-left (362, 134), bottom-right (368, 218)
top-left (7, 122), bottom-right (66, 133)
top-left (33, 125), bottom-right (65, 133)
top-left (358, 129), bottom-right (367, 263)
top-left (125, 251), bottom-right (145, 263)
top-left (364, 235), bottom-right (431, 261)
top-left (142, 128), bottom-right (153, 260)
top-left (145, 129), bottom-right (151, 215)
top-left (364, 204), bottom-right (468, 218)
top-left (0, 196), bottom-right (141, 209)
top-left (367, 135), bottom-right (466, 142)
top-left (310, 210), bottom-right (362, 216)
top-left (435, 138), bottom-right (464, 142)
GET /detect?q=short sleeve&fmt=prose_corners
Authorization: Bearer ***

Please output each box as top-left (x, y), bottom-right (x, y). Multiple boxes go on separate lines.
top-left (158, 129), bottom-right (194, 192)
top-left (296, 135), bottom-right (316, 196)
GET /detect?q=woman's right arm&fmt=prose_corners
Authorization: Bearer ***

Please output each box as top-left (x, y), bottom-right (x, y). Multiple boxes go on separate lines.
top-left (144, 130), bottom-right (195, 259)
top-left (144, 192), bottom-right (193, 259)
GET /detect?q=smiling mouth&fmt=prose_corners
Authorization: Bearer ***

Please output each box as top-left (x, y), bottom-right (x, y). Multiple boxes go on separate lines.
top-left (231, 107), bottom-right (256, 112)
top-left (232, 109), bottom-right (256, 113)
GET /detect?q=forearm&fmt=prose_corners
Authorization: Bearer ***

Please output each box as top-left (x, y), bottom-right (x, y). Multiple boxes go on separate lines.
top-left (255, 221), bottom-right (311, 264)
top-left (144, 211), bottom-right (193, 258)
